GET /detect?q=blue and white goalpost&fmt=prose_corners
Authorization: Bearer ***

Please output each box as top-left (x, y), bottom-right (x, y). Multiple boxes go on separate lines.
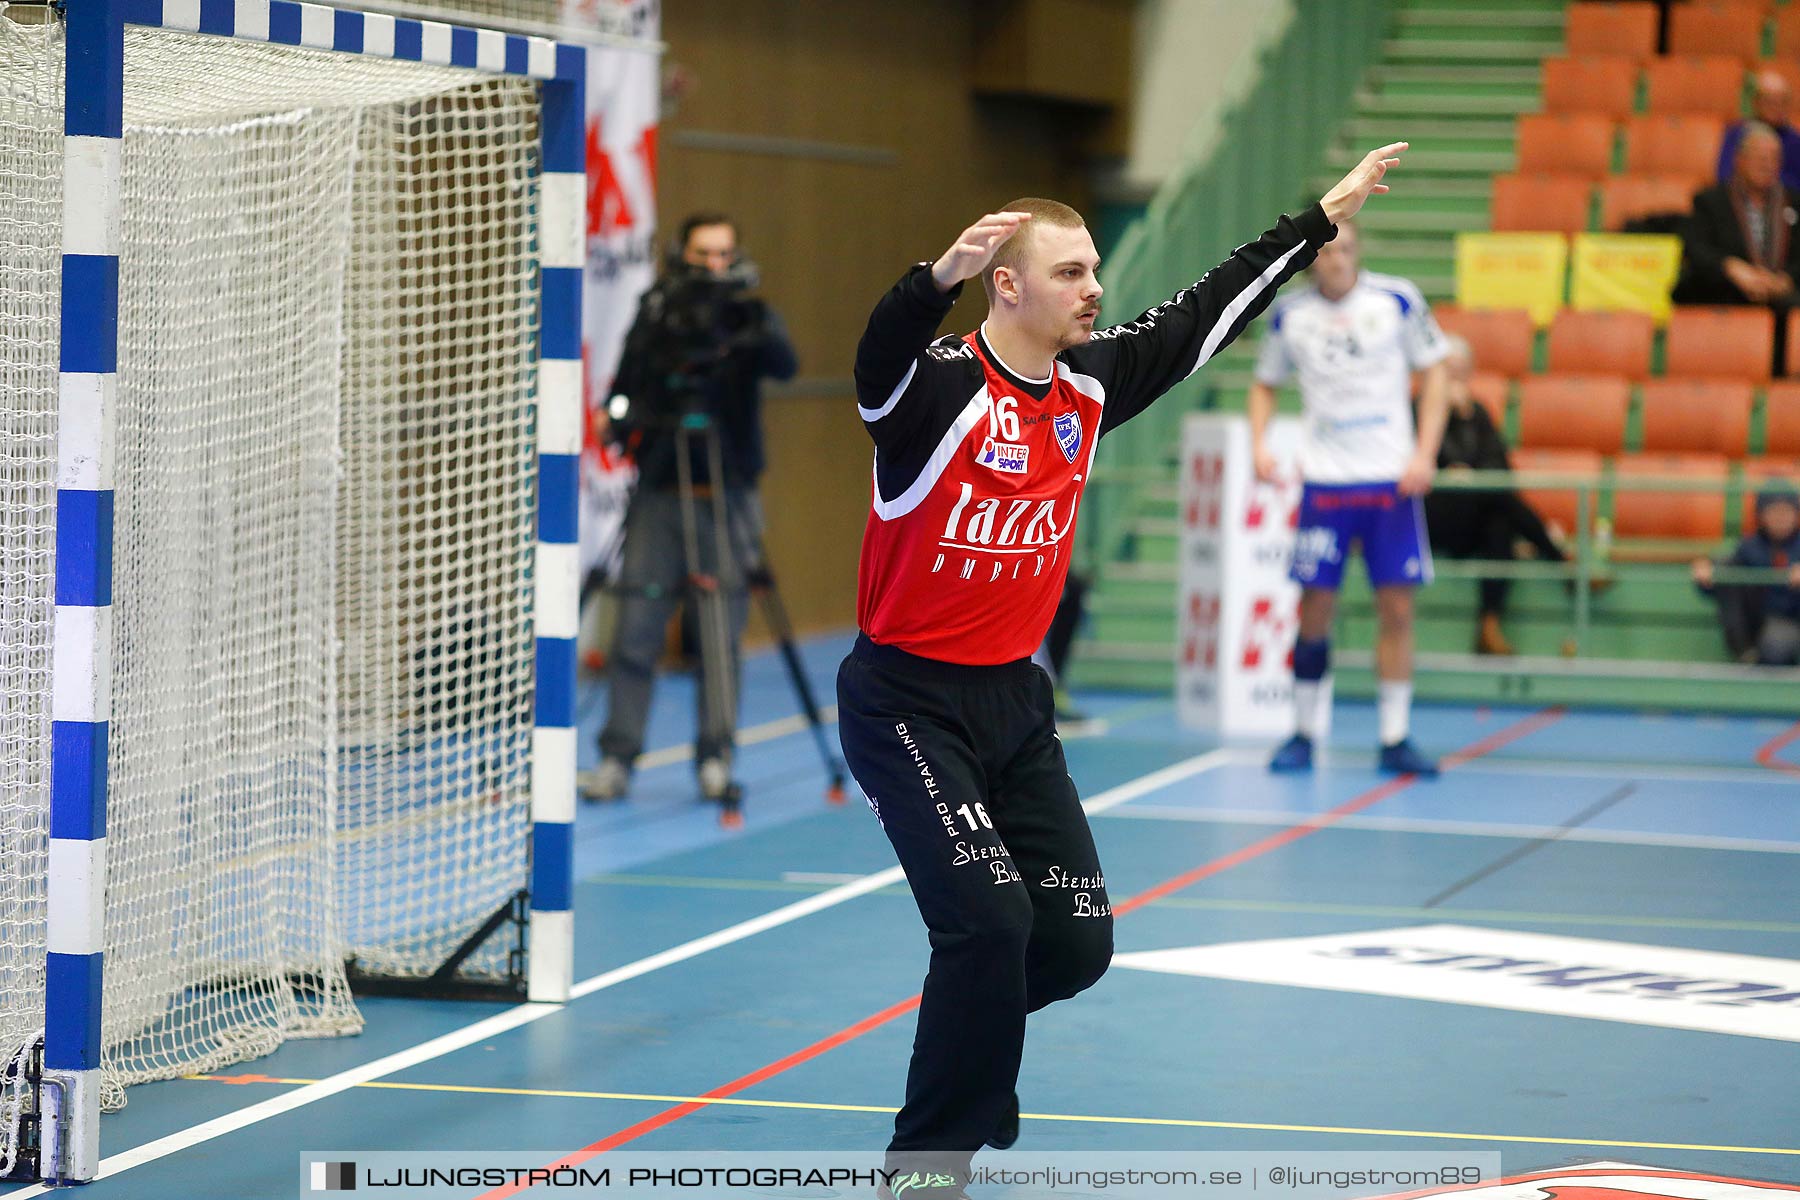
top-left (3, 0), bottom-right (586, 1183)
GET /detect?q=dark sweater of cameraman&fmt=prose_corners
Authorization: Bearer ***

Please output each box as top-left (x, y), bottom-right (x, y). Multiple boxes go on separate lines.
top-left (623, 304), bottom-right (798, 491)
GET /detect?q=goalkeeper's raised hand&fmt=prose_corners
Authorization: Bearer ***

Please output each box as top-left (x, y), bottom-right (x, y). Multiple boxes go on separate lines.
top-left (1321, 142), bottom-right (1409, 225)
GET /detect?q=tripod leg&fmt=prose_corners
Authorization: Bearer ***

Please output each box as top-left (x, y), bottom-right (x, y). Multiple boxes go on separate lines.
top-left (675, 425), bottom-right (741, 826)
top-left (694, 424), bottom-right (744, 826)
top-left (749, 556), bottom-right (847, 803)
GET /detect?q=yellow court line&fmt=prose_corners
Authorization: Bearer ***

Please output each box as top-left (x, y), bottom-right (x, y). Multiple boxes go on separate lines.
top-left (185, 1076), bottom-right (1800, 1157)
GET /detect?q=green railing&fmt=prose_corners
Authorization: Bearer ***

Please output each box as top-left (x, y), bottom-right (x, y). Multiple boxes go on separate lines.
top-left (1083, 0), bottom-right (1397, 573)
top-left (1424, 469), bottom-right (1793, 657)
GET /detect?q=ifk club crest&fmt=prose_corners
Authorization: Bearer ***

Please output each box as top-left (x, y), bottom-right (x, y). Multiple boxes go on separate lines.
top-left (1053, 411), bottom-right (1081, 463)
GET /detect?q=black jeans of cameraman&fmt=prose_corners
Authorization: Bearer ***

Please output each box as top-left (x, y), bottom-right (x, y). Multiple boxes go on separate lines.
top-left (837, 635), bottom-right (1113, 1185)
top-left (598, 486), bottom-right (763, 769)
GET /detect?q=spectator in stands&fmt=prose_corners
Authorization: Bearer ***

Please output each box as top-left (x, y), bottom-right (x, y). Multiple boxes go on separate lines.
top-left (1421, 335), bottom-right (1570, 656)
top-left (1717, 71), bottom-right (1800, 196)
top-left (1692, 481), bottom-right (1800, 666)
top-left (1675, 124), bottom-right (1800, 308)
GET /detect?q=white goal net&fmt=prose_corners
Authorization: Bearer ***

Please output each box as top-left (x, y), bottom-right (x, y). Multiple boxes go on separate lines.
top-left (0, 9), bottom-right (544, 1174)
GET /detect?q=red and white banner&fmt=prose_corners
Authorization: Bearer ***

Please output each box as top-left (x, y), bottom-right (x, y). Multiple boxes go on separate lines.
top-left (1176, 413), bottom-right (1305, 737)
top-left (561, 0), bottom-right (661, 579)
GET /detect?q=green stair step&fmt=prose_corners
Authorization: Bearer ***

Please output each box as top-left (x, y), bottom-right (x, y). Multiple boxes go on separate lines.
top-left (1381, 39), bottom-right (1556, 65)
top-left (1355, 206), bottom-right (1491, 234)
top-left (1369, 64), bottom-right (1541, 102)
top-left (1363, 193), bottom-right (1492, 220)
top-left (1324, 145), bottom-right (1511, 175)
top-left (1395, 0), bottom-right (1566, 10)
top-left (1343, 117), bottom-right (1520, 142)
top-left (1360, 231), bottom-right (1456, 255)
top-left (1371, 64), bottom-right (1542, 85)
top-left (1394, 23), bottom-right (1563, 44)
top-left (1395, 7), bottom-right (1565, 29)
top-left (1356, 90), bottom-right (1537, 117)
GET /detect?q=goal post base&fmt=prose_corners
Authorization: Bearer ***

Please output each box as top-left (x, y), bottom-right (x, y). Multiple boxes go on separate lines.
top-left (0, 1038), bottom-right (43, 1183)
top-left (344, 890), bottom-right (529, 1004)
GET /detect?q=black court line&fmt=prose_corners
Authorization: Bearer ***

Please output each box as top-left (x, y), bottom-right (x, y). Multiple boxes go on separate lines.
top-left (1421, 782), bottom-right (1639, 910)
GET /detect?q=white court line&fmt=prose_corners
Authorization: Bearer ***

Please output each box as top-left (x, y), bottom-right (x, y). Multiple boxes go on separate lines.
top-left (634, 705), bottom-right (837, 769)
top-left (1405, 754), bottom-right (1792, 787)
top-left (1216, 743), bottom-right (1787, 787)
top-left (1102, 804), bottom-right (1800, 855)
top-left (15, 748), bottom-right (1232, 1193)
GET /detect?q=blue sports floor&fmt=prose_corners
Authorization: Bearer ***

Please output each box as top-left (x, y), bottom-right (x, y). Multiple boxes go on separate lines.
top-left (11, 631), bottom-right (1799, 1197)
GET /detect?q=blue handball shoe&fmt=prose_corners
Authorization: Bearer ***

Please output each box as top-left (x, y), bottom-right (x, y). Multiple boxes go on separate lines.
top-left (1268, 733), bottom-right (1314, 773)
top-left (1378, 738), bottom-right (1439, 777)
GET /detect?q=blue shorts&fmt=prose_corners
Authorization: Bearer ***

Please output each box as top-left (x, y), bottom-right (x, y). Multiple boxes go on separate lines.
top-left (1290, 481), bottom-right (1433, 591)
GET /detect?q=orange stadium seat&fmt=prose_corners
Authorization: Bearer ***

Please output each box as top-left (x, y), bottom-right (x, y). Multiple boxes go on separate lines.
top-left (1786, 308), bottom-right (1800, 375)
top-left (1623, 115), bottom-right (1728, 186)
top-left (1639, 379), bottom-right (1754, 455)
top-left (1712, 0), bottom-right (1779, 16)
top-left (1665, 305), bottom-right (1774, 380)
top-left (1778, 7), bottom-right (1800, 57)
top-left (1599, 174), bottom-right (1697, 229)
top-left (1542, 56), bottom-right (1640, 119)
top-left (1517, 375), bottom-right (1631, 453)
top-left (1613, 452), bottom-right (1731, 541)
top-left (1566, 3), bottom-right (1661, 61)
top-left (1669, 4), bottom-right (1765, 61)
top-left (1469, 371), bottom-right (1511, 429)
top-left (1517, 114), bottom-right (1617, 179)
top-left (1643, 56), bottom-right (1746, 117)
top-left (1763, 382), bottom-right (1800, 456)
top-left (1547, 309), bottom-right (1656, 378)
top-left (1741, 456), bottom-right (1800, 530)
top-left (1511, 447), bottom-right (1604, 532)
top-left (1436, 306), bottom-right (1536, 376)
top-left (1491, 174), bottom-right (1593, 234)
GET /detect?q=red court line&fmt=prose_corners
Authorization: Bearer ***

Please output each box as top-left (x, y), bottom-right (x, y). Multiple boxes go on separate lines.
top-left (476, 705), bottom-right (1564, 1198)
top-left (1754, 718), bottom-right (1800, 778)
top-left (471, 994), bottom-right (925, 1199)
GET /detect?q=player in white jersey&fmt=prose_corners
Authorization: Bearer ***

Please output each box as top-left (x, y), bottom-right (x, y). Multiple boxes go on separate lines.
top-left (1248, 220), bottom-right (1451, 775)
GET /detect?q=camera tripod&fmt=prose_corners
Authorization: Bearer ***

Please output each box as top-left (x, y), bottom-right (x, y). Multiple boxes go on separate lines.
top-left (668, 412), bottom-right (848, 827)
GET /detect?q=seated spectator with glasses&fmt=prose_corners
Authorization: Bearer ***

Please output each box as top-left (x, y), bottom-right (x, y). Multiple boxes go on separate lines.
top-left (1675, 124), bottom-right (1800, 374)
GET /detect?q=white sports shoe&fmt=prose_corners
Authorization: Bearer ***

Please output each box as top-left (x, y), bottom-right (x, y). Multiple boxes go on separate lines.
top-left (697, 756), bottom-right (731, 800)
top-left (577, 757), bottom-right (630, 802)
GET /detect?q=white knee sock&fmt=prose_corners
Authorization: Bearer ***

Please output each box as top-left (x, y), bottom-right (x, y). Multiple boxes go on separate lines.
top-left (1294, 674), bottom-right (1333, 739)
top-left (1378, 680), bottom-right (1412, 746)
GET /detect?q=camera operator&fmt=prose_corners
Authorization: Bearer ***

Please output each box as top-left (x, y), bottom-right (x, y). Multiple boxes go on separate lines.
top-left (580, 213), bottom-right (798, 804)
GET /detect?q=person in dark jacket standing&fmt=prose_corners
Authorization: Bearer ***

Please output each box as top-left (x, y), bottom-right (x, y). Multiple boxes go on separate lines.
top-left (1693, 482), bottom-right (1800, 665)
top-left (580, 214), bottom-right (798, 804)
top-left (1423, 335), bottom-right (1569, 655)
top-left (839, 142), bottom-right (1409, 1200)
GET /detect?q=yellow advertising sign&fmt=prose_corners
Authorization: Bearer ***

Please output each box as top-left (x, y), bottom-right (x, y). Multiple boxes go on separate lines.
top-left (1454, 232), bottom-right (1568, 326)
top-left (1570, 232), bottom-right (1683, 323)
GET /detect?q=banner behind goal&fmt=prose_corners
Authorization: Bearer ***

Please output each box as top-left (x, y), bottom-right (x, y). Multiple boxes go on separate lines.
top-left (0, 1), bottom-right (584, 1183)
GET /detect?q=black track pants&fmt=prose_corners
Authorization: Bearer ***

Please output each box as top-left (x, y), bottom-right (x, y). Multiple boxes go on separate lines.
top-left (836, 634), bottom-right (1113, 1175)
